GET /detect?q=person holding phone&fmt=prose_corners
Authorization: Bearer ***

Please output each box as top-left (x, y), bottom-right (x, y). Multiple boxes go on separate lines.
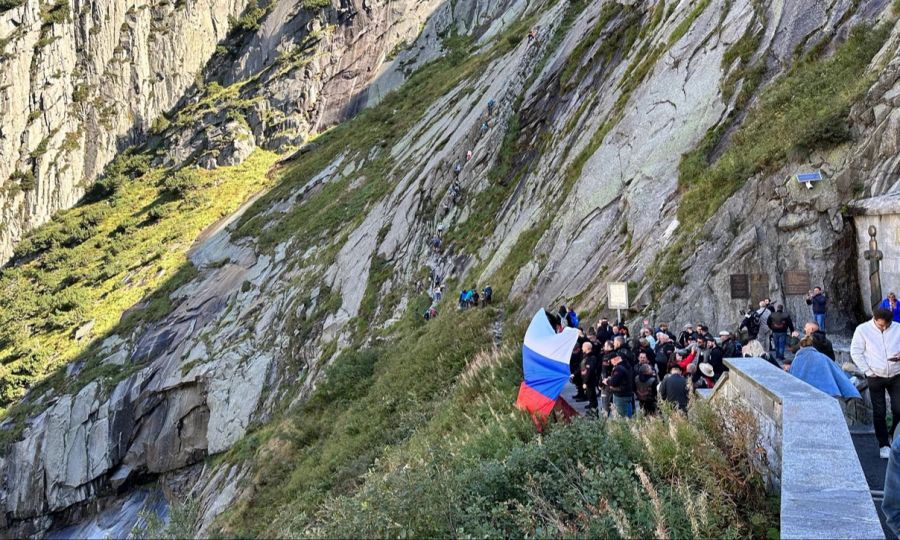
top-left (851, 308), bottom-right (900, 458)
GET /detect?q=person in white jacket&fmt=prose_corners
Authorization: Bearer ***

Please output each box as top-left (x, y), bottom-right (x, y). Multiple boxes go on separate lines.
top-left (851, 308), bottom-right (900, 458)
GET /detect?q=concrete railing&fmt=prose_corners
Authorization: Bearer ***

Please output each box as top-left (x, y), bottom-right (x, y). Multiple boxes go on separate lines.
top-left (709, 358), bottom-right (883, 540)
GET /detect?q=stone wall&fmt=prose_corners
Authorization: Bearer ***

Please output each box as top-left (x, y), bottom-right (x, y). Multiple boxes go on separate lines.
top-left (850, 192), bottom-right (900, 316)
top-left (711, 358), bottom-right (882, 540)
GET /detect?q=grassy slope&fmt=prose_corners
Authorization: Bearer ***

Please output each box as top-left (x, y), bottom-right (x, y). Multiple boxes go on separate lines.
top-left (0, 150), bottom-right (279, 416)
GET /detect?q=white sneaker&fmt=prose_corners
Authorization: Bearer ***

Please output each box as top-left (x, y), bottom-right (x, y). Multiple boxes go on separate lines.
top-left (881, 446), bottom-right (891, 459)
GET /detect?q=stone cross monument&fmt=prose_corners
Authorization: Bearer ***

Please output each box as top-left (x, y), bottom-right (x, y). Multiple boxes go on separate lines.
top-left (864, 225), bottom-right (883, 312)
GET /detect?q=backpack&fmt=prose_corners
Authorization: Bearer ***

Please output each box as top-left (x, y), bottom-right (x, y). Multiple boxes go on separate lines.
top-left (746, 311), bottom-right (761, 336)
top-left (567, 310), bottom-right (579, 328)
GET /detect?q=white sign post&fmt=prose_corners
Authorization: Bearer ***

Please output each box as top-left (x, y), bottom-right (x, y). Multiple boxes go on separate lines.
top-left (608, 282), bottom-right (629, 324)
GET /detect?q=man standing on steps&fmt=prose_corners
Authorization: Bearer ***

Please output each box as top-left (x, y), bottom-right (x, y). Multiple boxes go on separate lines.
top-left (767, 304), bottom-right (795, 362)
top-left (806, 286), bottom-right (828, 331)
top-left (850, 308), bottom-right (900, 459)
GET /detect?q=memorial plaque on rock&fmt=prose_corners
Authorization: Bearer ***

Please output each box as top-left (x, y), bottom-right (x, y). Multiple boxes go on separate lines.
top-left (784, 271), bottom-right (811, 295)
top-left (750, 273), bottom-right (769, 304)
top-left (729, 274), bottom-right (750, 299)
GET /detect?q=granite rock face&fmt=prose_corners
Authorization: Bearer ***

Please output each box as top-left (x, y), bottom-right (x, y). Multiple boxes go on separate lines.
top-left (3, 0), bottom-right (900, 536)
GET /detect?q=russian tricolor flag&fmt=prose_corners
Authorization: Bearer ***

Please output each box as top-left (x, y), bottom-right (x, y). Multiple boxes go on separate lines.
top-left (515, 309), bottom-right (580, 417)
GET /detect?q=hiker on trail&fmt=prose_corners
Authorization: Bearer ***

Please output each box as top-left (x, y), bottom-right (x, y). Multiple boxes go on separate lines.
top-left (480, 121), bottom-right (489, 134)
top-left (558, 305), bottom-right (569, 327)
top-left (806, 286), bottom-right (828, 331)
top-left (581, 341), bottom-right (601, 411)
top-left (466, 150), bottom-right (473, 161)
top-left (804, 321), bottom-right (835, 360)
top-left (850, 308), bottom-right (900, 459)
top-left (634, 363), bottom-right (658, 415)
top-left (754, 300), bottom-right (773, 352)
top-left (481, 286), bottom-right (492, 306)
top-left (880, 292), bottom-right (900, 323)
top-left (767, 305), bottom-right (795, 361)
top-left (454, 163), bottom-right (462, 177)
top-left (659, 365), bottom-right (689, 411)
top-left (487, 98), bottom-right (496, 115)
top-left (603, 353), bottom-right (634, 418)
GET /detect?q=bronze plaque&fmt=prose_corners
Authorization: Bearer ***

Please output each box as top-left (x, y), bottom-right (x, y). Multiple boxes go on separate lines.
top-left (784, 271), bottom-right (811, 295)
top-left (750, 273), bottom-right (769, 305)
top-left (729, 274), bottom-right (749, 299)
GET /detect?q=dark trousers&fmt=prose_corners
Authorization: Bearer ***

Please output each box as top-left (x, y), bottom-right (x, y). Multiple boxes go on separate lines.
top-left (573, 371), bottom-right (584, 397)
top-left (870, 375), bottom-right (900, 447)
top-left (586, 383), bottom-right (598, 409)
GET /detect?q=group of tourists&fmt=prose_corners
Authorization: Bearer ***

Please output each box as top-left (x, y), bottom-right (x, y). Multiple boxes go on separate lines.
top-left (545, 284), bottom-right (844, 419)
top-left (458, 286), bottom-right (492, 309)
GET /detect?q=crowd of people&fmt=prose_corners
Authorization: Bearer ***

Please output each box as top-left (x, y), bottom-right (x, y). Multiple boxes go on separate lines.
top-left (544, 286), bottom-right (845, 419)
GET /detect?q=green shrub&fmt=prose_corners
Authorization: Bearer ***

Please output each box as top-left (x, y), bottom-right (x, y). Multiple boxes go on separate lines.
top-left (9, 170), bottom-right (36, 191)
top-left (40, 0), bottom-right (69, 26)
top-left (161, 168), bottom-right (202, 198)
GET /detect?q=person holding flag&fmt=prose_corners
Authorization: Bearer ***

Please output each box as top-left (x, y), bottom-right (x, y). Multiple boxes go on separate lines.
top-left (516, 309), bottom-right (580, 424)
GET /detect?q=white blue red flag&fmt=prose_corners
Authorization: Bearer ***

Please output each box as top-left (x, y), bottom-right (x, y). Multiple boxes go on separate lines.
top-left (515, 309), bottom-right (580, 417)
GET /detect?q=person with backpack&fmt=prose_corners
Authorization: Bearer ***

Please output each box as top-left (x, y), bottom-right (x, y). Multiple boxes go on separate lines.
top-left (654, 333), bottom-right (675, 378)
top-left (768, 304), bottom-right (795, 361)
top-left (753, 300), bottom-right (773, 353)
top-left (604, 353), bottom-right (634, 418)
top-left (806, 287), bottom-right (828, 331)
top-left (634, 363), bottom-right (658, 415)
top-left (487, 98), bottom-right (496, 115)
top-left (481, 286), bottom-right (492, 306)
top-left (739, 309), bottom-right (761, 342)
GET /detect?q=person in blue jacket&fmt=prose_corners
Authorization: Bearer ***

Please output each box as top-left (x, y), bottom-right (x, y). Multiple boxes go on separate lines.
top-left (879, 292), bottom-right (900, 323)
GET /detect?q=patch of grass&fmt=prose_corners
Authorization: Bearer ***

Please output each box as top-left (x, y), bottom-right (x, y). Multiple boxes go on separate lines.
top-left (0, 149), bottom-right (279, 411)
top-left (212, 306), bottom-right (498, 537)
top-left (676, 23), bottom-right (892, 234)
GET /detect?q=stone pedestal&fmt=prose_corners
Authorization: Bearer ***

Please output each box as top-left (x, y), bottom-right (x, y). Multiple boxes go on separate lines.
top-left (849, 193), bottom-right (900, 316)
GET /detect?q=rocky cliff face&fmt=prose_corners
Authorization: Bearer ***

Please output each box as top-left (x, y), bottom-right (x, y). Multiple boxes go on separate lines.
top-left (2, 0), bottom-right (900, 536)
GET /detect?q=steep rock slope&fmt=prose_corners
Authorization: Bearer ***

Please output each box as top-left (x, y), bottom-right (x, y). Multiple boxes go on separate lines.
top-left (1, 0), bottom-right (899, 536)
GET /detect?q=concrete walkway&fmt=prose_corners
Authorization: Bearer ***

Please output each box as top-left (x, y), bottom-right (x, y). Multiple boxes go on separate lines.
top-left (853, 431), bottom-right (897, 539)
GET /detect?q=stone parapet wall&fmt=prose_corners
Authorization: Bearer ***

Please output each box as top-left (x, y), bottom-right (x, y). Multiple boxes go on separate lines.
top-left (710, 358), bottom-right (883, 540)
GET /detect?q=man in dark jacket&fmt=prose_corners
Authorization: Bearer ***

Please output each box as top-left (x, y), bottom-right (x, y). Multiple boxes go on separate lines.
top-left (570, 341), bottom-right (585, 401)
top-left (613, 336), bottom-right (634, 367)
top-left (677, 324), bottom-right (695, 348)
top-left (804, 321), bottom-right (835, 360)
top-left (706, 338), bottom-right (726, 380)
top-left (768, 304), bottom-right (795, 361)
top-left (595, 318), bottom-right (613, 343)
top-left (659, 366), bottom-right (690, 411)
top-left (719, 330), bottom-right (741, 358)
top-left (604, 353), bottom-right (634, 418)
top-left (654, 334), bottom-right (675, 376)
top-left (806, 287), bottom-right (827, 331)
top-left (580, 341), bottom-right (600, 410)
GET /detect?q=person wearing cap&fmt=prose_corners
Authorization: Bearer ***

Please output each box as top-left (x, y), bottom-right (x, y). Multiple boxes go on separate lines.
top-left (677, 324), bottom-right (695, 348)
top-left (719, 330), bottom-right (741, 358)
top-left (706, 337), bottom-right (726, 380)
top-left (603, 353), bottom-right (634, 418)
top-left (696, 362), bottom-right (716, 389)
top-left (880, 293), bottom-right (900, 323)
